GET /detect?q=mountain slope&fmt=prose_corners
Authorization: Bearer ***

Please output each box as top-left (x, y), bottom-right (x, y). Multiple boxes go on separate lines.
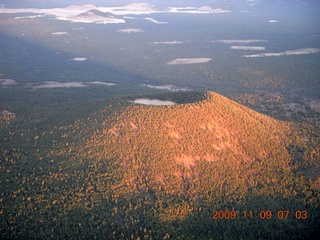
top-left (82, 92), bottom-right (294, 198)
top-left (71, 9), bottom-right (124, 23)
top-left (1, 91), bottom-right (319, 239)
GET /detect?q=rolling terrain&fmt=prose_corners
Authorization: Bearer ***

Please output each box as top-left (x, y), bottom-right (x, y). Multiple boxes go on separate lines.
top-left (1, 91), bottom-right (319, 239)
top-left (0, 1), bottom-right (319, 239)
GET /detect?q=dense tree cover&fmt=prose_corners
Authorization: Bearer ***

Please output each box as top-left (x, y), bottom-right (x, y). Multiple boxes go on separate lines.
top-left (231, 92), bottom-right (320, 122)
top-left (1, 91), bottom-right (319, 239)
top-left (0, 111), bottom-right (16, 128)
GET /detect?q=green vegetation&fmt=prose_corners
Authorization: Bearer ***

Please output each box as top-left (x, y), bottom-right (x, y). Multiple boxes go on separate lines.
top-left (1, 91), bottom-right (319, 239)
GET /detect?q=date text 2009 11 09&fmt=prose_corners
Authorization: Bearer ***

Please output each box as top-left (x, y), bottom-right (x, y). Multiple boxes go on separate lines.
top-left (212, 210), bottom-right (308, 220)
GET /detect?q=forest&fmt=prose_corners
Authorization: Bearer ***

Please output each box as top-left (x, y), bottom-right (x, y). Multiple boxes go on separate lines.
top-left (0, 2), bottom-right (319, 238)
top-left (1, 91), bottom-right (319, 239)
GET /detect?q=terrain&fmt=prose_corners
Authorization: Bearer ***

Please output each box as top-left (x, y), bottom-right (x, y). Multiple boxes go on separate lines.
top-left (1, 91), bottom-right (320, 239)
top-left (0, 0), bottom-right (319, 239)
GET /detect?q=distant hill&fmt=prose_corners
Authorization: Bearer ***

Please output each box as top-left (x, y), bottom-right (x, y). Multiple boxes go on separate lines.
top-left (122, 2), bottom-right (156, 11)
top-left (76, 9), bottom-right (117, 19)
top-left (71, 9), bottom-right (125, 24)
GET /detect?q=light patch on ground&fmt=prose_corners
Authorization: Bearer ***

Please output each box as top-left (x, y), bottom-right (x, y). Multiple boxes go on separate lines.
top-left (0, 110), bottom-right (16, 126)
top-left (131, 98), bottom-right (176, 106)
top-left (247, 0), bottom-right (260, 6)
top-left (32, 81), bottom-right (87, 89)
top-left (144, 17), bottom-right (168, 24)
top-left (99, 3), bottom-right (158, 15)
top-left (309, 100), bottom-right (320, 113)
top-left (202, 154), bottom-right (217, 162)
top-left (1, 110), bottom-right (15, 116)
top-left (0, 3), bottom-right (230, 26)
top-left (72, 57), bottom-right (87, 61)
top-left (167, 58), bottom-right (212, 65)
top-left (140, 84), bottom-right (191, 91)
top-left (269, 20), bottom-right (279, 23)
top-left (243, 48), bottom-right (320, 58)
top-left (129, 122), bottom-right (138, 130)
top-left (96, 19), bottom-right (125, 24)
top-left (29, 81), bottom-right (116, 89)
top-left (169, 131), bottom-right (182, 139)
top-left (231, 46), bottom-right (265, 51)
top-left (0, 4), bottom-right (154, 24)
top-left (0, 5), bottom-right (99, 22)
top-left (116, 2), bottom-right (156, 12)
top-left (52, 31), bottom-right (68, 35)
top-left (0, 79), bottom-right (18, 86)
top-left (117, 28), bottom-right (144, 33)
top-left (215, 39), bottom-right (267, 44)
top-left (176, 155), bottom-right (198, 169)
top-left (152, 41), bottom-right (183, 45)
top-left (175, 154), bottom-right (217, 169)
top-left (282, 103), bottom-right (302, 111)
top-left (88, 81), bottom-right (116, 86)
top-left (14, 14), bottom-right (45, 19)
top-left (168, 6), bottom-right (230, 14)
